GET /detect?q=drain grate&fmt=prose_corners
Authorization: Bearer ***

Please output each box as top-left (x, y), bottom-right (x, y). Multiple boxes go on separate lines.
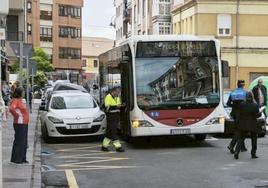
top-left (3, 178), bottom-right (27, 183)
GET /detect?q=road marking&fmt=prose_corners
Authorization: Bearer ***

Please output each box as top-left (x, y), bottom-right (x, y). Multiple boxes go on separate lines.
top-left (51, 165), bottom-right (140, 172)
top-left (65, 170), bottom-right (79, 188)
top-left (58, 157), bottom-right (128, 167)
top-left (57, 145), bottom-right (101, 152)
top-left (56, 152), bottom-right (116, 159)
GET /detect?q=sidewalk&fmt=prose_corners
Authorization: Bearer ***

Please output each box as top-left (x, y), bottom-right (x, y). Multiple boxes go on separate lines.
top-left (2, 102), bottom-right (41, 188)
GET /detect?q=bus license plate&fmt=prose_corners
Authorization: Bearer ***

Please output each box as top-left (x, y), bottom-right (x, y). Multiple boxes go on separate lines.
top-left (69, 124), bottom-right (91, 129)
top-left (170, 129), bottom-right (190, 135)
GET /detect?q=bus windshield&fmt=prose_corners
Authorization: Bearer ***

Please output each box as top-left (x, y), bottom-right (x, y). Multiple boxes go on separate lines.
top-left (135, 41), bottom-right (220, 110)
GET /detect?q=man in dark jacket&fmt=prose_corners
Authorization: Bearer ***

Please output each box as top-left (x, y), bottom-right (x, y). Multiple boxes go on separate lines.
top-left (234, 92), bottom-right (262, 159)
top-left (252, 79), bottom-right (267, 114)
top-left (227, 80), bottom-right (247, 153)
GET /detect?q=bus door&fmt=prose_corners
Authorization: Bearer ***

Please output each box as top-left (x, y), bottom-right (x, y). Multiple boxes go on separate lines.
top-left (120, 49), bottom-right (133, 136)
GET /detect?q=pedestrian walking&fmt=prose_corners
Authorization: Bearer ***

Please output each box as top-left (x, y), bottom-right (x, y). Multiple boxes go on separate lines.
top-left (252, 78), bottom-right (267, 115)
top-left (101, 85), bottom-right (125, 152)
top-left (227, 80), bottom-right (247, 153)
top-left (9, 87), bottom-right (29, 164)
top-left (234, 92), bottom-right (262, 159)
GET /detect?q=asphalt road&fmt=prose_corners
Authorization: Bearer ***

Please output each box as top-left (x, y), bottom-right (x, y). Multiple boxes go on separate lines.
top-left (41, 135), bottom-right (268, 188)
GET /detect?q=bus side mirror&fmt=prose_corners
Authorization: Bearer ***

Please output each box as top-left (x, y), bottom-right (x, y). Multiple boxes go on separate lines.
top-left (221, 60), bottom-right (229, 77)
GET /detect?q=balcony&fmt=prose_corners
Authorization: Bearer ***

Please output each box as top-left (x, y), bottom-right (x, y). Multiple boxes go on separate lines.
top-left (6, 31), bottom-right (24, 41)
top-left (9, 0), bottom-right (24, 10)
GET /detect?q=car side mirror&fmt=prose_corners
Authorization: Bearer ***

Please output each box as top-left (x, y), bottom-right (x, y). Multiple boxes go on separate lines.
top-left (221, 60), bottom-right (230, 77)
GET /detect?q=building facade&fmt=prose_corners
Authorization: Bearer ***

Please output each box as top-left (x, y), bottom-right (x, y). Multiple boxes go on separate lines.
top-left (172, 0), bottom-right (268, 89)
top-left (82, 37), bottom-right (114, 84)
top-left (115, 0), bottom-right (173, 46)
top-left (27, 0), bottom-right (83, 82)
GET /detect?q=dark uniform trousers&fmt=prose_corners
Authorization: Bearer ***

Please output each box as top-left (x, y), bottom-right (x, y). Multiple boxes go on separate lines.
top-left (235, 131), bottom-right (257, 155)
top-left (105, 113), bottom-right (120, 141)
top-left (11, 124), bottom-right (28, 163)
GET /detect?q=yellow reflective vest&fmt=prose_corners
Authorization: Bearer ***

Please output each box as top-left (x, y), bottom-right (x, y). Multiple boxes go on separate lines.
top-left (104, 93), bottom-right (121, 113)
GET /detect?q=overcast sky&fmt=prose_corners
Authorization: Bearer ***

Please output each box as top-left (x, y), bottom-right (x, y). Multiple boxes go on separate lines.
top-left (82, 0), bottom-right (116, 39)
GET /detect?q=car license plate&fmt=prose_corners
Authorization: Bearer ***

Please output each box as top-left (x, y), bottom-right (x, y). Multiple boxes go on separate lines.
top-left (170, 129), bottom-right (191, 135)
top-left (69, 124), bottom-right (91, 129)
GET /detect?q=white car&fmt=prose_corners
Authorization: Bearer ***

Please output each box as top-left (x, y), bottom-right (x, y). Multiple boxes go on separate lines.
top-left (40, 91), bottom-right (106, 142)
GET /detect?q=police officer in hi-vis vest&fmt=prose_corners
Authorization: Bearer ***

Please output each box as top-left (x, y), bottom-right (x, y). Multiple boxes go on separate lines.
top-left (101, 85), bottom-right (125, 152)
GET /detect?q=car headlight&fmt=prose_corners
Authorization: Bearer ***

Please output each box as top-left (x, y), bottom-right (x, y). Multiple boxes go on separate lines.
top-left (93, 114), bottom-right (106, 122)
top-left (48, 116), bottom-right (64, 124)
top-left (131, 120), bottom-right (154, 128)
top-left (206, 117), bottom-right (225, 125)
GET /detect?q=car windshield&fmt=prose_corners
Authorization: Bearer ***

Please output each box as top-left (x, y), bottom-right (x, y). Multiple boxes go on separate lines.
top-left (51, 95), bottom-right (97, 109)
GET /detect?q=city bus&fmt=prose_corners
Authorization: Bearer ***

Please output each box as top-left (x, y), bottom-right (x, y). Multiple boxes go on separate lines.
top-left (99, 35), bottom-right (229, 141)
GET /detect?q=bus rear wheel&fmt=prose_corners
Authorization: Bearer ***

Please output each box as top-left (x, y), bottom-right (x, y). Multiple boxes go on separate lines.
top-left (194, 134), bottom-right (207, 141)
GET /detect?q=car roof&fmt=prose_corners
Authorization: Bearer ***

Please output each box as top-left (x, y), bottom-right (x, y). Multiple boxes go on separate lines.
top-left (53, 83), bottom-right (87, 92)
top-left (51, 91), bottom-right (92, 98)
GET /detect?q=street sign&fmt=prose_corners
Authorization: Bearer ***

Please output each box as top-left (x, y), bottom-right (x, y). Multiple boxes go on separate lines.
top-left (9, 42), bottom-right (33, 57)
top-left (0, 28), bottom-right (5, 40)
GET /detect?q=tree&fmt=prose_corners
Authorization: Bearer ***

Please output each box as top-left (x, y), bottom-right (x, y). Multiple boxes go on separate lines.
top-left (34, 71), bottom-right (48, 87)
top-left (10, 60), bottom-right (20, 73)
top-left (31, 47), bottom-right (54, 72)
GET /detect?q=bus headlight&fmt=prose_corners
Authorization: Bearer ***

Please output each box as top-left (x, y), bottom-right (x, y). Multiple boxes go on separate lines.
top-left (131, 120), bottom-right (154, 128)
top-left (206, 117), bottom-right (225, 125)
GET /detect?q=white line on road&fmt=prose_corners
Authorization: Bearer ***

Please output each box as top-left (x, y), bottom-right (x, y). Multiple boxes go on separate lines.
top-left (65, 170), bottom-right (79, 188)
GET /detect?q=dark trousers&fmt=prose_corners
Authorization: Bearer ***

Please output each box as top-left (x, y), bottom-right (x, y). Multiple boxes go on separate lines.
top-left (105, 113), bottom-right (120, 141)
top-left (11, 124), bottom-right (28, 163)
top-left (235, 131), bottom-right (257, 155)
top-left (229, 130), bottom-right (246, 150)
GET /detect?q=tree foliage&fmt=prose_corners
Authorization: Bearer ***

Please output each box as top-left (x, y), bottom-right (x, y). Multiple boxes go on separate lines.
top-left (34, 71), bottom-right (48, 87)
top-left (31, 47), bottom-right (54, 72)
top-left (10, 61), bottom-right (20, 73)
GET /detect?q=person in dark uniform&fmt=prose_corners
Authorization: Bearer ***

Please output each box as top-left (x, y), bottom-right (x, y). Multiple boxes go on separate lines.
top-left (227, 80), bottom-right (247, 153)
top-left (234, 92), bottom-right (262, 159)
top-left (101, 85), bottom-right (125, 152)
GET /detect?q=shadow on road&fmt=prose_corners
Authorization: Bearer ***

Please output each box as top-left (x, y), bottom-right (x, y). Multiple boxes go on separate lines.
top-left (128, 135), bottom-right (215, 150)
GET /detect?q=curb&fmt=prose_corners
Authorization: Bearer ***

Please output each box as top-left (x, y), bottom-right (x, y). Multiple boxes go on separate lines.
top-left (30, 112), bottom-right (42, 188)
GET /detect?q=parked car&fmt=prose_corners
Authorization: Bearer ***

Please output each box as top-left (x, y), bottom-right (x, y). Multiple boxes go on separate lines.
top-left (223, 91), bottom-right (266, 137)
top-left (40, 90), bottom-right (106, 142)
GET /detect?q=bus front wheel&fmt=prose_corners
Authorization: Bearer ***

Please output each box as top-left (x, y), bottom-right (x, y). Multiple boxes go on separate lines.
top-left (194, 134), bottom-right (207, 141)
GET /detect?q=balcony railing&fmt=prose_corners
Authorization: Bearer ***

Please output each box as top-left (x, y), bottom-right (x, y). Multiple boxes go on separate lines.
top-left (6, 31), bottom-right (24, 41)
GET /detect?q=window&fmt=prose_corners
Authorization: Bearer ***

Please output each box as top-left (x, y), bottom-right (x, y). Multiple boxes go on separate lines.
top-left (59, 27), bottom-right (81, 38)
top-left (82, 59), bottom-right (87, 67)
top-left (59, 5), bottom-right (68, 16)
top-left (250, 73), bottom-right (268, 82)
top-left (59, 47), bottom-right (81, 59)
top-left (217, 14), bottom-right (231, 36)
top-left (27, 23), bottom-right (32, 35)
top-left (40, 27), bottom-right (52, 42)
top-left (40, 10), bottom-right (52, 20)
top-left (27, 1), bottom-right (32, 13)
top-left (59, 5), bottom-right (81, 18)
top-left (158, 22), bottom-right (171, 35)
top-left (158, 0), bottom-right (171, 16)
top-left (93, 60), bottom-right (98, 68)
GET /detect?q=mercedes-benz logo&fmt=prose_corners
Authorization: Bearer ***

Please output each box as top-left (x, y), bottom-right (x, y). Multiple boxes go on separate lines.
top-left (176, 119), bottom-right (183, 127)
top-left (76, 117), bottom-right (81, 120)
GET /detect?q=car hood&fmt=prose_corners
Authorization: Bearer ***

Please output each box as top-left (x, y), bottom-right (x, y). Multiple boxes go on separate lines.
top-left (49, 108), bottom-right (103, 119)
